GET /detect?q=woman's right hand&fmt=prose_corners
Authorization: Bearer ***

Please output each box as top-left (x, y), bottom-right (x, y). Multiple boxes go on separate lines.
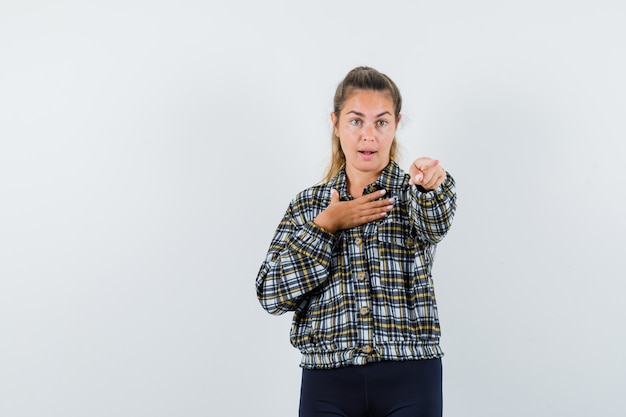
top-left (313, 189), bottom-right (395, 234)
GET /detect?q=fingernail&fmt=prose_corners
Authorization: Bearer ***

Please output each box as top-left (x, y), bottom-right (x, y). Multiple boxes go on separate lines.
top-left (388, 198), bottom-right (396, 204)
top-left (380, 189), bottom-right (386, 195)
top-left (386, 205), bottom-right (393, 210)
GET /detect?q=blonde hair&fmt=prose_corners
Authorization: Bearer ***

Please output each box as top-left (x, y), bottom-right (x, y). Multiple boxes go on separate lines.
top-left (323, 66), bottom-right (403, 183)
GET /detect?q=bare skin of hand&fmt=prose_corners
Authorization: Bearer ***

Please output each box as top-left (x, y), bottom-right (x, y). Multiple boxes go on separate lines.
top-left (409, 157), bottom-right (447, 191)
top-left (314, 189), bottom-right (395, 234)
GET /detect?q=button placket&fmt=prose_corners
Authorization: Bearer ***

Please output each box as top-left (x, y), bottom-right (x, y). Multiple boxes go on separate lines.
top-left (350, 232), bottom-right (373, 360)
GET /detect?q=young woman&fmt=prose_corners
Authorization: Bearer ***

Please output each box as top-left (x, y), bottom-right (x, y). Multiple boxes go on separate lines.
top-left (256, 66), bottom-right (457, 417)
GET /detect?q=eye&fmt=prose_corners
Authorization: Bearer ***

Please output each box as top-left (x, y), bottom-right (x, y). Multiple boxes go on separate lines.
top-left (350, 119), bottom-right (362, 126)
top-left (376, 120), bottom-right (388, 127)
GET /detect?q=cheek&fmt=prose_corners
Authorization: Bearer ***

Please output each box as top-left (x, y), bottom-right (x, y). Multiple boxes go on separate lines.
top-left (382, 136), bottom-right (395, 153)
top-left (337, 127), bottom-right (354, 142)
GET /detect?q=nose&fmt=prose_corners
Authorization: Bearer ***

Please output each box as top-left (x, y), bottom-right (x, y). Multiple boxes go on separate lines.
top-left (362, 124), bottom-right (375, 141)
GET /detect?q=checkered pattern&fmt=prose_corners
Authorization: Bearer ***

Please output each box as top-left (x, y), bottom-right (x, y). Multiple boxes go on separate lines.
top-left (256, 161), bottom-right (457, 369)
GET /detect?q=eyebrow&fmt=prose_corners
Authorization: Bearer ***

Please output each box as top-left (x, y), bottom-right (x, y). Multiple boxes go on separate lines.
top-left (346, 110), bottom-right (393, 118)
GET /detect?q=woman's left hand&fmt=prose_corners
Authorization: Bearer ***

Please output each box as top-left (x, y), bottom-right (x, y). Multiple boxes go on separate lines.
top-left (409, 157), bottom-right (447, 191)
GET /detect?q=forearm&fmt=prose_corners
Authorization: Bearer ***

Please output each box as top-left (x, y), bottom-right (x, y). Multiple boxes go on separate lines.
top-left (407, 172), bottom-right (457, 243)
top-left (256, 221), bottom-right (334, 315)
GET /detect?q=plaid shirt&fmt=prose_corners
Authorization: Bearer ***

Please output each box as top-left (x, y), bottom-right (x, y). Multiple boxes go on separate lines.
top-left (256, 161), bottom-right (457, 369)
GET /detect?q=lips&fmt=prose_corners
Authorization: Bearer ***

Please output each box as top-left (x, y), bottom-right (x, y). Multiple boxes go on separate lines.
top-left (358, 150), bottom-right (377, 160)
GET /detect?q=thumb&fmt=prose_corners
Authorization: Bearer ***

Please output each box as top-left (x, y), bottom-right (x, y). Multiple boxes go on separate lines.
top-left (410, 172), bottom-right (423, 185)
top-left (330, 188), bottom-right (340, 204)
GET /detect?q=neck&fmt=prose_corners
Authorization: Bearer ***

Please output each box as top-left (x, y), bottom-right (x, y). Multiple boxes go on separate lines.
top-left (346, 169), bottom-right (381, 198)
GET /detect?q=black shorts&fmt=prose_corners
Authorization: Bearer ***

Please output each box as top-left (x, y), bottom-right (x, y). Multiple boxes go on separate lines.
top-left (299, 358), bottom-right (442, 417)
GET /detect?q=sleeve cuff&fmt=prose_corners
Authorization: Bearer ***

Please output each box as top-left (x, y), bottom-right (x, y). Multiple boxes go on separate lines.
top-left (286, 221), bottom-right (334, 267)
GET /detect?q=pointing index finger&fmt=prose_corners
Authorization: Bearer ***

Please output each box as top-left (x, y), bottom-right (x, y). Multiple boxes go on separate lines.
top-left (415, 159), bottom-right (440, 170)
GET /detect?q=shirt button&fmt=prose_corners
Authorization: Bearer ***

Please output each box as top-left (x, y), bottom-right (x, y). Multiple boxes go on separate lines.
top-left (356, 272), bottom-right (367, 281)
top-left (405, 238), bottom-right (415, 247)
top-left (359, 306), bottom-right (370, 316)
top-left (362, 345), bottom-right (373, 354)
top-left (354, 237), bottom-right (363, 246)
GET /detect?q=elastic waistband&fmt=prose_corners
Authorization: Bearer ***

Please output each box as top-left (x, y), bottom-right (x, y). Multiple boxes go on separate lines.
top-left (299, 341), bottom-right (443, 369)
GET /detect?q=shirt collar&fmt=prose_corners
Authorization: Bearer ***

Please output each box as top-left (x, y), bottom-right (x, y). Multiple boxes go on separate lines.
top-left (327, 160), bottom-right (407, 199)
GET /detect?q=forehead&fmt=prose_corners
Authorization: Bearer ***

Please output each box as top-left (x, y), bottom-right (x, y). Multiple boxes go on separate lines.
top-left (341, 89), bottom-right (394, 113)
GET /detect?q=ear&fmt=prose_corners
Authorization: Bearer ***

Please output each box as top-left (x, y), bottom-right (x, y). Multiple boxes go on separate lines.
top-left (330, 112), bottom-right (338, 136)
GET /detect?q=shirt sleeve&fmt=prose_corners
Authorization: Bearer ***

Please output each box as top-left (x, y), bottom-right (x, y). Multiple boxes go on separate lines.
top-left (256, 198), bottom-right (335, 315)
top-left (406, 172), bottom-right (457, 244)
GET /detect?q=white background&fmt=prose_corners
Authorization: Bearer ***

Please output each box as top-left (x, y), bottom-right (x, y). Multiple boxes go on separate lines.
top-left (1, 1), bottom-right (625, 416)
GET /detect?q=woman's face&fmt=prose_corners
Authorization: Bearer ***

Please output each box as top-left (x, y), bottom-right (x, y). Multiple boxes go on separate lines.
top-left (331, 89), bottom-right (399, 180)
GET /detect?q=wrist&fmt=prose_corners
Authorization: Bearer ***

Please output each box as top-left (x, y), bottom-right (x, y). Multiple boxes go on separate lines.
top-left (314, 213), bottom-right (336, 234)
